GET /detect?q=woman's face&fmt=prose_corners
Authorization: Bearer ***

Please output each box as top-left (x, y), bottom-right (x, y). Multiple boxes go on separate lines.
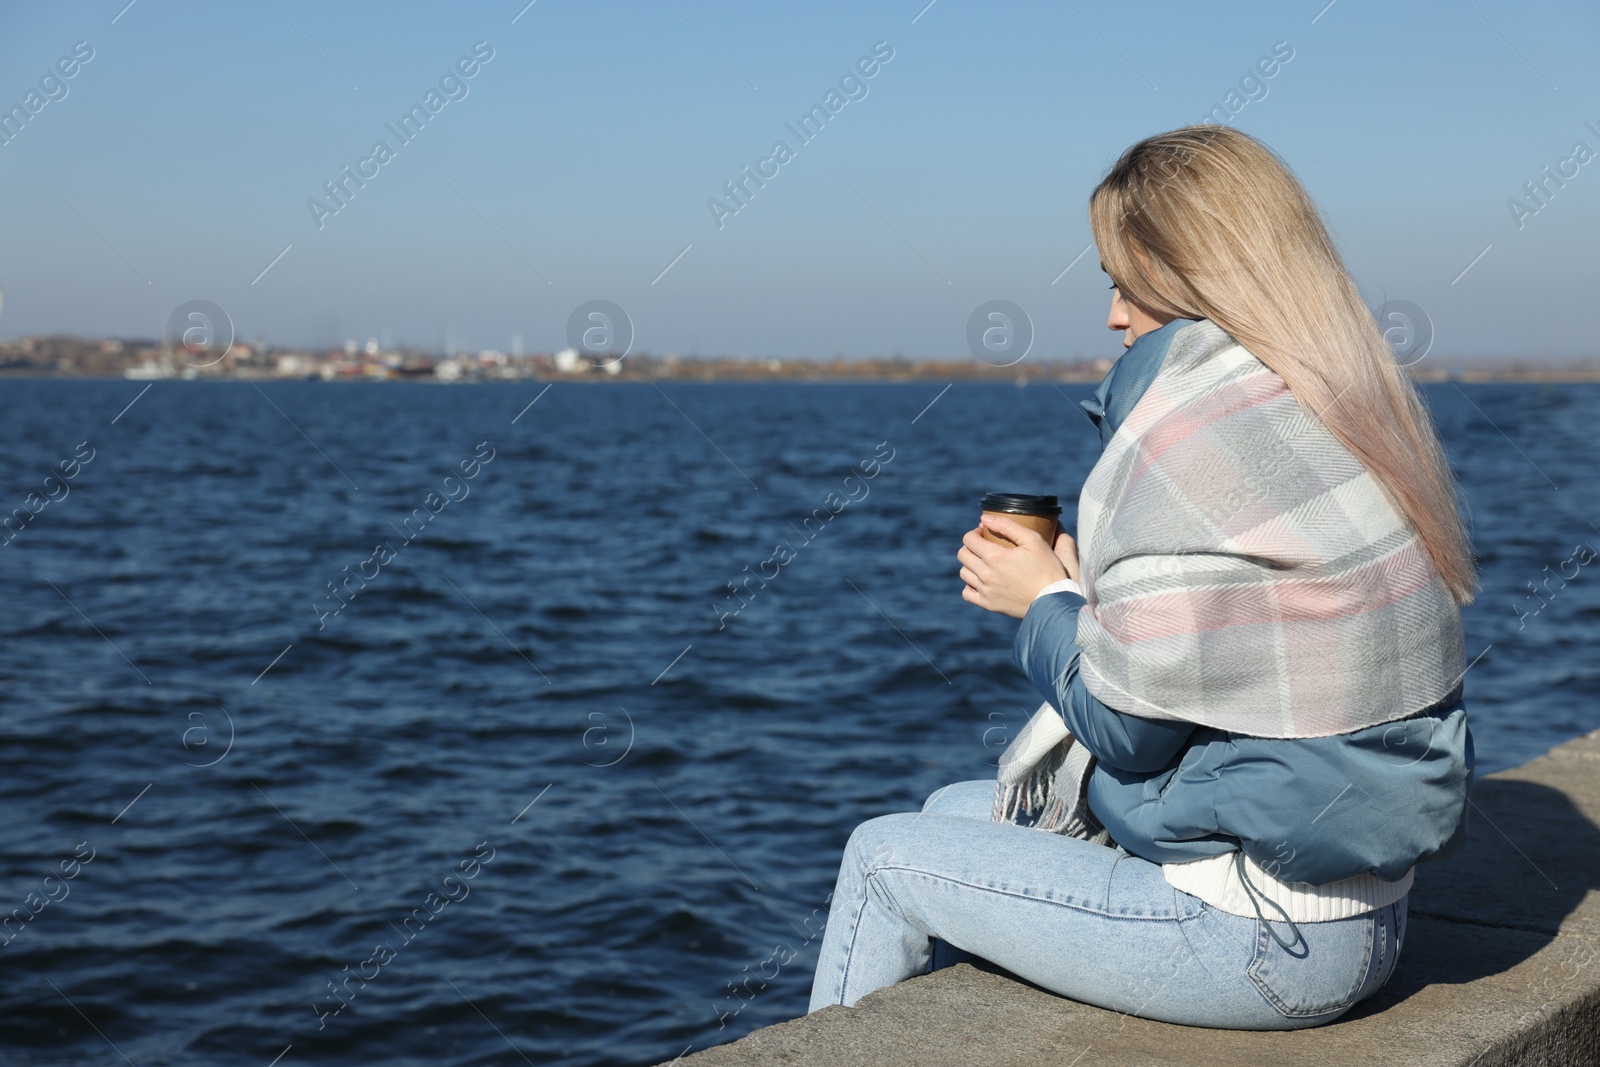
top-left (1104, 273), bottom-right (1175, 349)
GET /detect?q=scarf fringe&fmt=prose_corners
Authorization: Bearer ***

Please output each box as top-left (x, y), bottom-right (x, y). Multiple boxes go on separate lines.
top-left (992, 741), bottom-right (1065, 824)
top-left (991, 737), bottom-right (1110, 844)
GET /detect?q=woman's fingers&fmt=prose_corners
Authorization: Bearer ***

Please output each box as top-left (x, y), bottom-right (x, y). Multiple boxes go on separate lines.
top-left (979, 513), bottom-right (1046, 547)
top-left (1053, 531), bottom-right (1081, 581)
top-left (960, 528), bottom-right (996, 558)
top-left (959, 532), bottom-right (990, 607)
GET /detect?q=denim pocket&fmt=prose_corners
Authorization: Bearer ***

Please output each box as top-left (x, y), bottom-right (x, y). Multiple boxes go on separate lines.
top-left (1246, 912), bottom-right (1375, 1019)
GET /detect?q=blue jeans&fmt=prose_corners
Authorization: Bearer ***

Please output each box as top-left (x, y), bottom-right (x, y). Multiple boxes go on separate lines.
top-left (808, 780), bottom-right (1407, 1029)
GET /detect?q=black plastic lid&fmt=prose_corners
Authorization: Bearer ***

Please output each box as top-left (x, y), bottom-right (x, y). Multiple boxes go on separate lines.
top-left (980, 492), bottom-right (1061, 517)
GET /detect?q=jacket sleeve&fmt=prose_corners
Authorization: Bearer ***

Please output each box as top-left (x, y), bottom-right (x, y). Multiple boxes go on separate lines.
top-left (1013, 589), bottom-right (1195, 773)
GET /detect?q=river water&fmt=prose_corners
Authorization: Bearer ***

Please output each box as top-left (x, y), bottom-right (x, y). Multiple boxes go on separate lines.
top-left (0, 379), bottom-right (1594, 1066)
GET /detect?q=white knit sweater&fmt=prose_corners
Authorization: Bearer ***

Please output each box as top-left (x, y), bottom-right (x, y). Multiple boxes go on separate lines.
top-left (1163, 852), bottom-right (1412, 922)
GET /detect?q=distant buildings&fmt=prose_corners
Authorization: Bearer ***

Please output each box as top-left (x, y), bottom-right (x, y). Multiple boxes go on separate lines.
top-left (0, 333), bottom-right (1592, 383)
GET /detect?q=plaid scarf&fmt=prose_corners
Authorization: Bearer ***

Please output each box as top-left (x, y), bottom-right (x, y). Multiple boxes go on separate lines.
top-left (995, 320), bottom-right (1464, 831)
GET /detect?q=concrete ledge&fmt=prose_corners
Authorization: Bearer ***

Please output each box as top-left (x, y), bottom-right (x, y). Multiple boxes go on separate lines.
top-left (671, 728), bottom-right (1600, 1066)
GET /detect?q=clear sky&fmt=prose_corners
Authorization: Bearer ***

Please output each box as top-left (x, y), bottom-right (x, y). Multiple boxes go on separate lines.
top-left (1, 0), bottom-right (1596, 359)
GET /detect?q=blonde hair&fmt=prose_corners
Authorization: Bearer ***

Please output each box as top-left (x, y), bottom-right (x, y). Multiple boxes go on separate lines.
top-left (1089, 125), bottom-right (1476, 604)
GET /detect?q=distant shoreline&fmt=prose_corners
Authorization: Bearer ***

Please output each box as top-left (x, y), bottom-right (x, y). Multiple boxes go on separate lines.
top-left (3, 336), bottom-right (1596, 385)
top-left (4, 368), bottom-right (1598, 384)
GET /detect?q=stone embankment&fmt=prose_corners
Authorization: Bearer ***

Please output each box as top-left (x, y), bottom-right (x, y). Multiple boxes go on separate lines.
top-left (669, 728), bottom-right (1600, 1067)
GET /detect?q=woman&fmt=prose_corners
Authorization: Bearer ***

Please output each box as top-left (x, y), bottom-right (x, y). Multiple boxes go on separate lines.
top-left (807, 126), bottom-right (1475, 1029)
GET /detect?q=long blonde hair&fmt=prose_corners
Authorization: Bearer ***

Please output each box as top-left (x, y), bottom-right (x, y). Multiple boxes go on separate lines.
top-left (1089, 125), bottom-right (1476, 604)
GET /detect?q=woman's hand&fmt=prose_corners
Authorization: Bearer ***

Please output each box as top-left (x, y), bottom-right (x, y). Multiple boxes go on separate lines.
top-left (958, 514), bottom-right (1069, 619)
top-left (1053, 530), bottom-right (1081, 583)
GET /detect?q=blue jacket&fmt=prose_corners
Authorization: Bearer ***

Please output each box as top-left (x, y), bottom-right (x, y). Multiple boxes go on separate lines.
top-left (1016, 318), bottom-right (1473, 886)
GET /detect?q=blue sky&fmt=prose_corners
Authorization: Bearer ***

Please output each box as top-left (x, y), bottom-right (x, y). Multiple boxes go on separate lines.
top-left (0, 0), bottom-right (1596, 359)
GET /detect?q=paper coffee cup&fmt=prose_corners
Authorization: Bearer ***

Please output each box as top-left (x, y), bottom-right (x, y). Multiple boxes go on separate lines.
top-left (980, 492), bottom-right (1061, 545)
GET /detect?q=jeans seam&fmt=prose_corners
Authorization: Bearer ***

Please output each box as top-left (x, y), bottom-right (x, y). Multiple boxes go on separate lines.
top-left (1375, 907), bottom-right (1391, 986)
top-left (867, 862), bottom-right (1193, 923)
top-left (1372, 900), bottom-right (1405, 994)
top-left (834, 872), bottom-right (880, 1004)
